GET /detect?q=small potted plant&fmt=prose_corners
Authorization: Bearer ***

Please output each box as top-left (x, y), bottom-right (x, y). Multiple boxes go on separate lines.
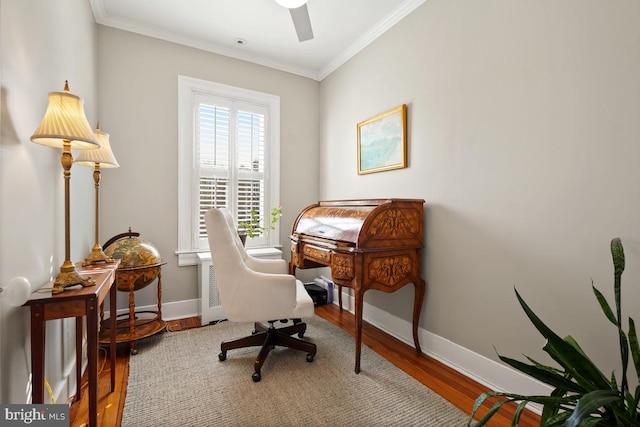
top-left (237, 206), bottom-right (282, 244)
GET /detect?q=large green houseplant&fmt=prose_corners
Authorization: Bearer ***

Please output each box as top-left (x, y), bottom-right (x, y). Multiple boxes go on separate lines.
top-left (469, 238), bottom-right (640, 426)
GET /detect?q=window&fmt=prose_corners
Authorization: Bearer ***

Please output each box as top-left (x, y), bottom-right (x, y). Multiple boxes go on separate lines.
top-left (177, 76), bottom-right (280, 266)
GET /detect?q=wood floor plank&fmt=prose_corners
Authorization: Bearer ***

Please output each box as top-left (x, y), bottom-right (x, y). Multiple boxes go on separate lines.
top-left (314, 304), bottom-right (540, 427)
top-left (69, 305), bottom-right (541, 426)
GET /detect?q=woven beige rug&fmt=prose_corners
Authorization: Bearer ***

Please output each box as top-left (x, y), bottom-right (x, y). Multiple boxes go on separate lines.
top-left (122, 315), bottom-right (469, 426)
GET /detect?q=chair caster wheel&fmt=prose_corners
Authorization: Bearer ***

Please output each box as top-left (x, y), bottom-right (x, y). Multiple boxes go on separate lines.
top-left (298, 332), bottom-right (305, 338)
top-left (218, 352), bottom-right (226, 361)
top-left (130, 348), bottom-right (138, 355)
top-left (252, 372), bottom-right (261, 382)
top-left (306, 353), bottom-right (315, 362)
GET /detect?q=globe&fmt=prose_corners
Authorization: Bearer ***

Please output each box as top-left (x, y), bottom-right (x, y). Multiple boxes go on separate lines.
top-left (104, 235), bottom-right (163, 291)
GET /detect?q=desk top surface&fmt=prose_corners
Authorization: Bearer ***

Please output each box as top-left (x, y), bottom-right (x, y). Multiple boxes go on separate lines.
top-left (24, 261), bottom-right (120, 305)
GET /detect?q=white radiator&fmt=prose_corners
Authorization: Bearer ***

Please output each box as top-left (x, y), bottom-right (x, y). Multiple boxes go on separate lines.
top-left (198, 248), bottom-right (282, 326)
top-left (198, 253), bottom-right (224, 325)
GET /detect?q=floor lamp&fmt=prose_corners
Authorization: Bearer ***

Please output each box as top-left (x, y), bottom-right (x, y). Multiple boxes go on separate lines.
top-left (30, 81), bottom-right (100, 294)
top-left (75, 124), bottom-right (120, 265)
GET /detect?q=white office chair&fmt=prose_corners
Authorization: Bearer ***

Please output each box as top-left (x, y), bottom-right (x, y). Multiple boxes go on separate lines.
top-left (205, 208), bottom-right (317, 382)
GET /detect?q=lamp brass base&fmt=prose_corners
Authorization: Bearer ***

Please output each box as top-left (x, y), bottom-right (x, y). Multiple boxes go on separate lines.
top-left (82, 245), bottom-right (116, 266)
top-left (52, 265), bottom-right (96, 294)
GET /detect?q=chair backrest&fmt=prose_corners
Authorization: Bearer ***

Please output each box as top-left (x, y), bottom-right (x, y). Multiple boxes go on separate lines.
top-left (204, 207), bottom-right (298, 322)
top-left (218, 207), bottom-right (250, 262)
top-left (205, 208), bottom-right (250, 316)
top-left (218, 208), bottom-right (287, 274)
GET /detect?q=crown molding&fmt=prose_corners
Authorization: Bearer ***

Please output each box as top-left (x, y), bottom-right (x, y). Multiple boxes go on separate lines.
top-left (318, 0), bottom-right (426, 80)
top-left (90, 0), bottom-right (426, 82)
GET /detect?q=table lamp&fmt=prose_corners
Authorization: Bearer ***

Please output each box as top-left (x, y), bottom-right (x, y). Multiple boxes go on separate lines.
top-left (30, 81), bottom-right (100, 294)
top-left (75, 124), bottom-right (120, 265)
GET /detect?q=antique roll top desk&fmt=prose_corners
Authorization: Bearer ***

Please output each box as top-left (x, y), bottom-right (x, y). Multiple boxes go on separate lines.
top-left (289, 198), bottom-right (426, 373)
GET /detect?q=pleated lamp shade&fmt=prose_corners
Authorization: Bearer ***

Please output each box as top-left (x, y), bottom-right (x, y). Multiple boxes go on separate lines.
top-left (30, 81), bottom-right (99, 150)
top-left (75, 126), bottom-right (119, 168)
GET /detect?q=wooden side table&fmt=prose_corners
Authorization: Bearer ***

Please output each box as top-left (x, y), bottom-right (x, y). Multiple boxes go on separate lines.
top-left (24, 261), bottom-right (119, 427)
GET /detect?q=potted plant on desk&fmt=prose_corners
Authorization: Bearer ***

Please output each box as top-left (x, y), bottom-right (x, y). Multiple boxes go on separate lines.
top-left (237, 206), bottom-right (282, 245)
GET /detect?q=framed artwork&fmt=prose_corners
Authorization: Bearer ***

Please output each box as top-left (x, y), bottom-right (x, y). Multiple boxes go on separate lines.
top-left (357, 104), bottom-right (407, 175)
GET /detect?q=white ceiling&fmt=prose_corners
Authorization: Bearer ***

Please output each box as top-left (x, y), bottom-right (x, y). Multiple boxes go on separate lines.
top-left (89, 0), bottom-right (425, 81)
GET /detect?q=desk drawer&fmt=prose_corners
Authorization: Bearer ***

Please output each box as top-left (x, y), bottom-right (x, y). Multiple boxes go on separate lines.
top-left (331, 253), bottom-right (354, 280)
top-left (302, 244), bottom-right (331, 265)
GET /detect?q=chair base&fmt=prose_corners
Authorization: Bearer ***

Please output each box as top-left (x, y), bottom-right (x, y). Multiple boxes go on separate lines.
top-left (218, 320), bottom-right (317, 382)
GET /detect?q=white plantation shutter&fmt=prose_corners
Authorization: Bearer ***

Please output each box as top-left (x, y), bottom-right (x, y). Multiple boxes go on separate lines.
top-left (195, 95), bottom-right (270, 247)
top-left (196, 99), bottom-right (231, 243)
top-left (236, 109), bottom-right (266, 229)
top-left (178, 76), bottom-right (280, 265)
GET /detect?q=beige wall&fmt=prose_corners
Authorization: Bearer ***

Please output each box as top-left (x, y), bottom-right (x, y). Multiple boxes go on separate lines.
top-left (0, 0), bottom-right (98, 403)
top-left (96, 26), bottom-right (320, 306)
top-left (320, 0), bottom-right (640, 380)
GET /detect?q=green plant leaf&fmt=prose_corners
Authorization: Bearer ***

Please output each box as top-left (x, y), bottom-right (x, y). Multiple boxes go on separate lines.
top-left (615, 387), bottom-right (640, 425)
top-left (577, 419), bottom-right (610, 427)
top-left (629, 318), bottom-right (640, 383)
top-left (514, 288), bottom-right (609, 390)
top-left (524, 355), bottom-right (564, 376)
top-left (511, 401), bottom-right (528, 426)
top-left (565, 390), bottom-right (619, 427)
top-left (468, 392), bottom-right (574, 426)
top-left (542, 409), bottom-right (571, 426)
top-left (498, 354), bottom-right (584, 392)
top-left (469, 397), bottom-right (510, 426)
top-left (565, 390), bottom-right (620, 427)
top-left (541, 338), bottom-right (609, 391)
top-left (467, 391), bottom-right (507, 426)
top-left (630, 386), bottom-right (640, 423)
top-left (610, 238), bottom-right (630, 397)
top-left (611, 237), bottom-right (625, 278)
top-left (540, 405), bottom-right (575, 427)
top-left (619, 327), bottom-right (630, 392)
top-left (592, 284), bottom-right (617, 326)
top-left (610, 371), bottom-right (618, 391)
top-left (612, 237), bottom-right (624, 329)
top-left (564, 335), bottom-right (591, 359)
top-left (540, 388), bottom-right (569, 424)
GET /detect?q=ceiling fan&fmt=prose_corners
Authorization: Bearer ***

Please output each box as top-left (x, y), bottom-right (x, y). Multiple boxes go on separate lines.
top-left (275, 0), bottom-right (314, 42)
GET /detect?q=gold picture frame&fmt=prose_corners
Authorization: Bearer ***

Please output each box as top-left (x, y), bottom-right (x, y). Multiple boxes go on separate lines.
top-left (357, 104), bottom-right (407, 175)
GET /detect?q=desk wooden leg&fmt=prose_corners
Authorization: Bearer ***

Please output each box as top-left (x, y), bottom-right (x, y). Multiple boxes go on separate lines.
top-left (86, 298), bottom-right (98, 427)
top-left (30, 304), bottom-right (46, 403)
top-left (353, 289), bottom-right (364, 374)
top-left (412, 277), bottom-right (426, 354)
top-left (109, 278), bottom-right (117, 391)
top-left (75, 317), bottom-right (83, 401)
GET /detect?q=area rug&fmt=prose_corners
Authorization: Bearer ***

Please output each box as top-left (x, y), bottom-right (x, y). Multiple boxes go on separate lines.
top-left (122, 316), bottom-right (469, 426)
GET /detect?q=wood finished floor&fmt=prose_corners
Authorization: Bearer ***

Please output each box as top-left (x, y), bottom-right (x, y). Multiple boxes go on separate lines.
top-left (70, 304), bottom-right (540, 426)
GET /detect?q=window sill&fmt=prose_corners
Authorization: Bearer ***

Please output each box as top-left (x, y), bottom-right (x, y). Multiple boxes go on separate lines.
top-left (176, 247), bottom-right (283, 266)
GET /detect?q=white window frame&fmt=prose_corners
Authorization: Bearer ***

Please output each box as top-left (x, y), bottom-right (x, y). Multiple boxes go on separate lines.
top-left (176, 75), bottom-right (280, 266)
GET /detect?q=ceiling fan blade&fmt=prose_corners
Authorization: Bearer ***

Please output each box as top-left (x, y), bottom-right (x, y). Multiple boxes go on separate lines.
top-left (289, 3), bottom-right (314, 42)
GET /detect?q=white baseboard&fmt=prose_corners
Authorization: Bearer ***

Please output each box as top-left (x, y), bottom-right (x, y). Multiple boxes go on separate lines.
top-left (129, 292), bottom-right (550, 414)
top-left (115, 298), bottom-right (200, 321)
